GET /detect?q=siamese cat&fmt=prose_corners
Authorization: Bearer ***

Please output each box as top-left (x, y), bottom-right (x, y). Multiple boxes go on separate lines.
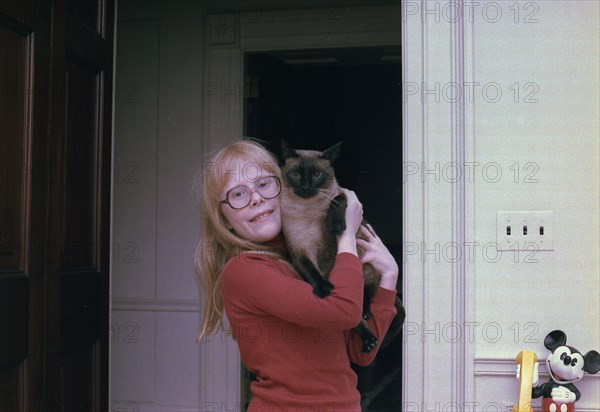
top-left (278, 140), bottom-right (405, 353)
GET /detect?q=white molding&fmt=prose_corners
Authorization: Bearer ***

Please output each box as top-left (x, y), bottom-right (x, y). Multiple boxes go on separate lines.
top-left (207, 13), bottom-right (239, 47)
top-left (450, 0), bottom-right (468, 406)
top-left (402, 0), bottom-right (476, 406)
top-left (401, 0), bottom-right (425, 404)
top-left (199, 13), bottom-right (244, 409)
top-left (474, 357), bottom-right (600, 380)
top-left (112, 298), bottom-right (200, 313)
top-left (240, 5), bottom-right (401, 51)
top-left (475, 357), bottom-right (544, 377)
top-left (111, 400), bottom-right (218, 412)
top-left (463, 0), bottom-right (477, 404)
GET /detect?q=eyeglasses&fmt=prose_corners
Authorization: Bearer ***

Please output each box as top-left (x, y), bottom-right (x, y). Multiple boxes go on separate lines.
top-left (220, 175), bottom-right (281, 209)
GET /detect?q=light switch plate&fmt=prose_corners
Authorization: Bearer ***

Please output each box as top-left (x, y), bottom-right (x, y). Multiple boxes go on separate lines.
top-left (496, 211), bottom-right (554, 251)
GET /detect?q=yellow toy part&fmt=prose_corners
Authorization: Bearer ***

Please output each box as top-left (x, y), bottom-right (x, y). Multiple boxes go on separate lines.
top-left (513, 351), bottom-right (539, 412)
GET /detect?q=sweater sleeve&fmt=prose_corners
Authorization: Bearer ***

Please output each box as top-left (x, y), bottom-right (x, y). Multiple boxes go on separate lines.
top-left (220, 252), bottom-right (364, 330)
top-left (345, 286), bottom-right (398, 366)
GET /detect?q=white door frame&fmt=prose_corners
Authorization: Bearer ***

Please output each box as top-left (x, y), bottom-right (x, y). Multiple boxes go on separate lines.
top-left (401, 0), bottom-right (476, 408)
top-left (199, 2), bottom-right (474, 408)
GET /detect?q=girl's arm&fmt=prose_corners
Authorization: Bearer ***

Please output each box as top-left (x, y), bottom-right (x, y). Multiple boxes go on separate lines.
top-left (221, 252), bottom-right (364, 331)
top-left (345, 286), bottom-right (398, 365)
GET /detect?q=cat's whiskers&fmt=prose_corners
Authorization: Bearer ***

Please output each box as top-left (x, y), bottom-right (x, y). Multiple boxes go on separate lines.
top-left (315, 187), bottom-right (340, 202)
top-left (279, 185), bottom-right (338, 203)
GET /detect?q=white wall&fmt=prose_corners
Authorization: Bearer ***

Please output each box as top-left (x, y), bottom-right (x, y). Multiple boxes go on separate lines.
top-left (402, 0), bottom-right (599, 411)
top-left (111, 1), bottom-right (205, 411)
top-left (472, 1), bottom-right (600, 410)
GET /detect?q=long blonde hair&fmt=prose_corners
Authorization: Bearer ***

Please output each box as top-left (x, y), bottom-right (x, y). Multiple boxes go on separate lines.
top-left (195, 139), bottom-right (284, 342)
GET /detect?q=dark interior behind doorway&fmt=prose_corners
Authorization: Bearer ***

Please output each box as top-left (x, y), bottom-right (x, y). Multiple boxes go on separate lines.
top-left (243, 47), bottom-right (402, 411)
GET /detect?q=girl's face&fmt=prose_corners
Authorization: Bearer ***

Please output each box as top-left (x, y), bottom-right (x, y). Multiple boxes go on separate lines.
top-left (219, 167), bottom-right (282, 243)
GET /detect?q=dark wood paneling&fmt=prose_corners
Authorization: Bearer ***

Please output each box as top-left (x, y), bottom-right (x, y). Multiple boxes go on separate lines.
top-left (22, 1), bottom-right (53, 409)
top-left (60, 345), bottom-right (98, 411)
top-left (0, 277), bottom-right (28, 367)
top-left (62, 61), bottom-right (100, 270)
top-left (1, 0), bottom-right (113, 409)
top-left (57, 6), bottom-right (106, 409)
top-left (46, 0), bottom-right (113, 410)
top-left (0, 1), bottom-right (33, 27)
top-left (61, 272), bottom-right (102, 352)
top-left (0, 365), bottom-right (19, 411)
top-left (66, 18), bottom-right (106, 70)
top-left (0, 6), bottom-right (37, 410)
top-left (0, 25), bottom-right (29, 273)
top-left (67, 0), bottom-right (99, 32)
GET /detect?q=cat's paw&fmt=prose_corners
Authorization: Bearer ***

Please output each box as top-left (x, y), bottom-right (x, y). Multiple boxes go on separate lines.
top-left (313, 279), bottom-right (335, 298)
top-left (361, 333), bottom-right (378, 353)
top-left (326, 216), bottom-right (346, 236)
top-left (326, 194), bottom-right (347, 235)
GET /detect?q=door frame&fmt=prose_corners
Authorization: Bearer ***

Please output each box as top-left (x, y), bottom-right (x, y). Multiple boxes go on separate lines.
top-left (401, 0), bottom-right (476, 408)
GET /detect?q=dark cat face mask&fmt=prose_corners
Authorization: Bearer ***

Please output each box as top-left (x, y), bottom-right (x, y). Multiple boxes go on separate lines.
top-left (279, 140), bottom-right (342, 199)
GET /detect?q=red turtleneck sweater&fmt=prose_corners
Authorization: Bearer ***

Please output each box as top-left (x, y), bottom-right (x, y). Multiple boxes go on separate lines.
top-left (220, 235), bottom-right (398, 412)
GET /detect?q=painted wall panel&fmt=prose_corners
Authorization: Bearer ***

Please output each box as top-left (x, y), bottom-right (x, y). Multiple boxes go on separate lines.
top-left (110, 311), bottom-right (156, 402)
top-left (112, 2), bottom-right (205, 411)
top-left (113, 19), bottom-right (160, 300)
top-left (473, 0), bottom-right (599, 357)
top-left (156, 312), bottom-right (202, 407)
top-left (155, 0), bottom-right (205, 302)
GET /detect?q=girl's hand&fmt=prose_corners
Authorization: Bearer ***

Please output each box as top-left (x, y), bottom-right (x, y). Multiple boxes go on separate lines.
top-left (356, 224), bottom-right (398, 290)
top-left (337, 189), bottom-right (363, 256)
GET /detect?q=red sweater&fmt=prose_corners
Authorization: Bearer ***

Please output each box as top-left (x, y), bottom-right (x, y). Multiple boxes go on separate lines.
top-left (220, 237), bottom-right (398, 412)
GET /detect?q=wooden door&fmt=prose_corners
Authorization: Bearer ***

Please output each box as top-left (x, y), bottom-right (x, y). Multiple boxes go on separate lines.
top-left (0, 0), bottom-right (114, 410)
top-left (0, 2), bottom-right (52, 409)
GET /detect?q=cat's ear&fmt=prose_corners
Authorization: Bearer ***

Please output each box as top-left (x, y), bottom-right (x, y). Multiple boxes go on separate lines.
top-left (321, 142), bottom-right (342, 164)
top-left (280, 140), bottom-right (299, 165)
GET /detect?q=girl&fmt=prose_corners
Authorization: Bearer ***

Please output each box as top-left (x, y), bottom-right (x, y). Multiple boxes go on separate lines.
top-left (196, 139), bottom-right (399, 412)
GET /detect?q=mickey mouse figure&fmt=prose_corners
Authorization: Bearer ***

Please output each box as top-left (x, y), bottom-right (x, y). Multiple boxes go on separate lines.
top-left (533, 329), bottom-right (600, 412)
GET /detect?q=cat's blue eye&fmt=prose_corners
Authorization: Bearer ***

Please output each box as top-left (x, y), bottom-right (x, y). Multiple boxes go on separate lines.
top-left (313, 171), bottom-right (322, 178)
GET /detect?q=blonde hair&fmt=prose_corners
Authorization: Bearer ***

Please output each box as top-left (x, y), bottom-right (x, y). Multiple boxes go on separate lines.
top-left (195, 139), bottom-right (284, 342)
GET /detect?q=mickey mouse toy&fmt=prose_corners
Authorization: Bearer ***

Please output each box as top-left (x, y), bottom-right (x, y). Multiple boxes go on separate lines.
top-left (532, 329), bottom-right (600, 412)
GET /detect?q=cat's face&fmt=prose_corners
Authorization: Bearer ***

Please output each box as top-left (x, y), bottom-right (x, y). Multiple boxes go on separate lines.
top-left (279, 141), bottom-right (341, 199)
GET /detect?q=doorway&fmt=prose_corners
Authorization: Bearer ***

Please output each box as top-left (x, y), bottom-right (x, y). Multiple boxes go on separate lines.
top-left (243, 46), bottom-right (402, 411)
